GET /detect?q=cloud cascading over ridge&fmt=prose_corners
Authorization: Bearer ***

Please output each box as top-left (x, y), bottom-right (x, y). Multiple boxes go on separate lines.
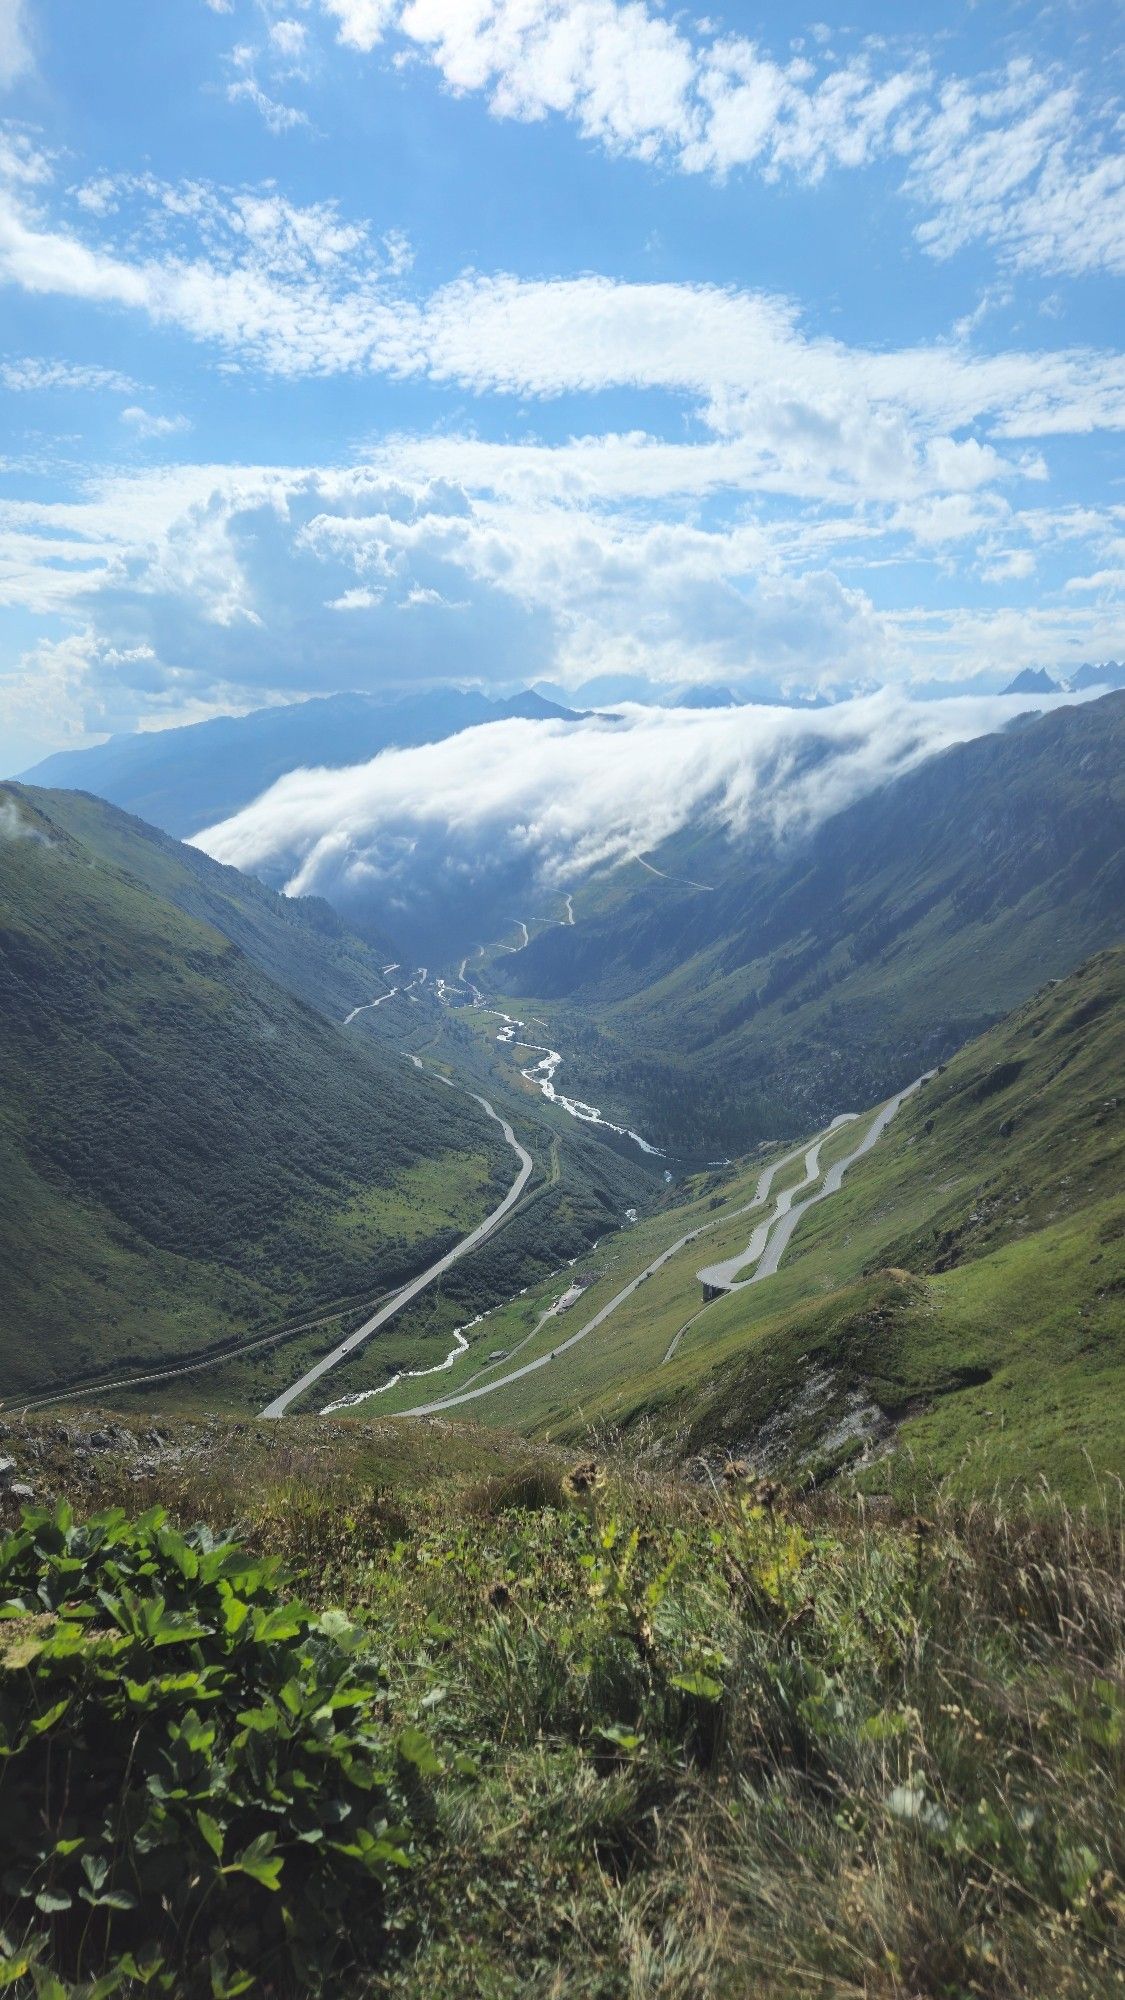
top-left (192, 689), bottom-right (1085, 918)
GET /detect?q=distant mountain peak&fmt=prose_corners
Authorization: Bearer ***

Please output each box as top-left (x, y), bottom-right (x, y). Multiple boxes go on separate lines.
top-left (667, 684), bottom-right (740, 710)
top-left (1002, 667), bottom-right (1064, 696)
top-left (491, 690), bottom-right (585, 723)
top-left (1068, 660), bottom-right (1125, 692)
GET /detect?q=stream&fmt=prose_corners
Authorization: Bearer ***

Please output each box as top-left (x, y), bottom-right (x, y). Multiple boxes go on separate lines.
top-left (489, 1011), bottom-right (665, 1157)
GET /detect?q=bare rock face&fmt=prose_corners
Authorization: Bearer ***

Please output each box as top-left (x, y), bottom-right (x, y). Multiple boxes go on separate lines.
top-left (0, 1457), bottom-right (15, 1487)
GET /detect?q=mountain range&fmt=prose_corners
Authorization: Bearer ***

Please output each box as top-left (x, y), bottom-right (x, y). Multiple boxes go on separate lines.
top-left (16, 686), bottom-right (580, 840)
top-left (1002, 661), bottom-right (1125, 696)
top-left (501, 693), bottom-right (1125, 1151)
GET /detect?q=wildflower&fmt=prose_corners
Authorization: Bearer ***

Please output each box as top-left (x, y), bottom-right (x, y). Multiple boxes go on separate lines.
top-left (722, 1457), bottom-right (754, 1486)
top-left (563, 1458), bottom-right (605, 1500)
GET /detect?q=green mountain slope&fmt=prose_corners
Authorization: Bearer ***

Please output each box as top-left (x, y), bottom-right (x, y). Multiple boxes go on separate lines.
top-left (669, 946), bottom-right (1125, 1500)
top-left (0, 786), bottom-right (512, 1399)
top-left (20, 785), bottom-right (398, 1019)
top-left (581, 948), bottom-right (1124, 1502)
top-left (503, 694), bottom-right (1125, 1151)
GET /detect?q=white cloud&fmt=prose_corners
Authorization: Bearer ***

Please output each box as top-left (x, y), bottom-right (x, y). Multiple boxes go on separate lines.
top-left (406, 274), bottom-right (1125, 448)
top-left (320, 0), bottom-right (399, 51)
top-left (314, 5), bottom-right (1123, 276)
top-left (0, 797), bottom-right (47, 840)
top-left (980, 548), bottom-right (1036, 584)
top-left (72, 176), bottom-right (121, 215)
top-left (269, 20), bottom-right (309, 61)
top-left (0, 126), bottom-right (50, 185)
top-left (322, 0), bottom-right (926, 182)
top-left (0, 630), bottom-right (261, 768)
top-left (0, 0), bottom-right (32, 87)
top-left (0, 615), bottom-right (299, 770)
top-left (1, 150), bottom-right (1122, 449)
top-left (381, 225), bottom-right (413, 275)
top-left (0, 163), bottom-right (400, 376)
top-left (226, 76), bottom-right (311, 132)
top-left (191, 688), bottom-right (1089, 907)
top-left (405, 0), bottom-right (700, 163)
top-left (121, 404), bottom-right (191, 438)
top-left (904, 63), bottom-right (1125, 278)
top-left (1, 355), bottom-right (136, 392)
top-left (1065, 568), bottom-right (1125, 595)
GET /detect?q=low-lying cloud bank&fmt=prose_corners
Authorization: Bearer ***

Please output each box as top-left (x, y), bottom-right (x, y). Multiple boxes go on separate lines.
top-left (192, 690), bottom-right (1088, 923)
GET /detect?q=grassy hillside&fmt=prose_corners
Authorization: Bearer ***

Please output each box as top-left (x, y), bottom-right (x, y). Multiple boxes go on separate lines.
top-left (0, 1418), bottom-right (1120, 1997)
top-left (0, 787), bottom-right (514, 1399)
top-left (21, 785), bottom-right (398, 1020)
top-left (379, 950), bottom-right (1123, 1506)
top-left (660, 944), bottom-right (1125, 1501)
top-left (503, 694), bottom-right (1125, 1151)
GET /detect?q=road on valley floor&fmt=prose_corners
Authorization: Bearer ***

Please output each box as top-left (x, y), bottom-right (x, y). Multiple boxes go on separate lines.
top-left (260, 1075), bottom-right (533, 1418)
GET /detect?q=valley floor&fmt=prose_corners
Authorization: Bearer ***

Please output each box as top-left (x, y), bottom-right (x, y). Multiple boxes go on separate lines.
top-left (10, 943), bottom-right (1122, 1517)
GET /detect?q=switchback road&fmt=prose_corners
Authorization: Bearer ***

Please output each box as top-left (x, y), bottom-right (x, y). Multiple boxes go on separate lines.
top-left (397, 1078), bottom-right (928, 1418)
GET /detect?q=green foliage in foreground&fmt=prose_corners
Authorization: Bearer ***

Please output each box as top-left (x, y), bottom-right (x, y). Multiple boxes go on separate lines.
top-left (0, 1503), bottom-right (428, 1997)
top-left (1, 1447), bottom-right (1123, 1997)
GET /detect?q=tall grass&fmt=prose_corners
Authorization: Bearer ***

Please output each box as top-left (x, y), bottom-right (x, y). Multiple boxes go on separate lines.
top-left (1, 1429), bottom-right (1121, 1996)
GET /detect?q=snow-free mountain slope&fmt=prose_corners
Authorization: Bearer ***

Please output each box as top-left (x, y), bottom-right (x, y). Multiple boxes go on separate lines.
top-left (503, 694), bottom-right (1125, 1150)
top-left (0, 785), bottom-right (511, 1399)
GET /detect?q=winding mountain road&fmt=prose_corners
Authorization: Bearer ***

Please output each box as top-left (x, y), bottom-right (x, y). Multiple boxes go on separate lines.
top-left (397, 1076), bottom-right (929, 1418)
top-left (694, 1115), bottom-right (858, 1292)
top-left (699, 1076), bottom-right (932, 1295)
top-left (260, 1071), bottom-right (533, 1418)
top-left (343, 988), bottom-right (397, 1024)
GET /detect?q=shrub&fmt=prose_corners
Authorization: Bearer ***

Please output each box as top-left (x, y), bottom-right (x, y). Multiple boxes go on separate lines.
top-left (0, 1504), bottom-right (434, 1996)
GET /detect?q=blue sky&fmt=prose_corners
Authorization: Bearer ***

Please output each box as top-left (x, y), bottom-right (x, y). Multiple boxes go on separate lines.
top-left (0, 0), bottom-right (1122, 765)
